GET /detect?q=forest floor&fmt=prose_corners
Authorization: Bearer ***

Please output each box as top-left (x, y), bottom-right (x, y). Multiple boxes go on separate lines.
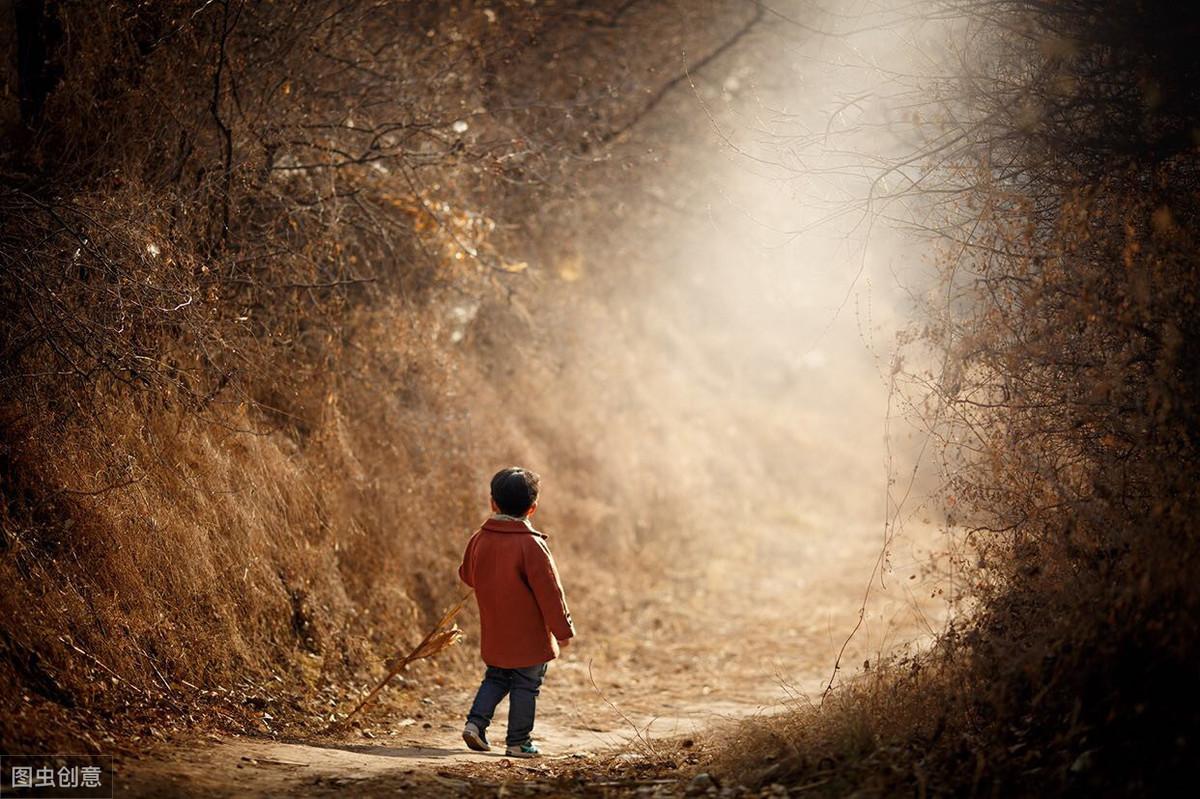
top-left (113, 523), bottom-right (945, 797)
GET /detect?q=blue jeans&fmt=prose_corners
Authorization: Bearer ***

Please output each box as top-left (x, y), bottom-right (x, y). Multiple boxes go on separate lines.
top-left (466, 662), bottom-right (548, 746)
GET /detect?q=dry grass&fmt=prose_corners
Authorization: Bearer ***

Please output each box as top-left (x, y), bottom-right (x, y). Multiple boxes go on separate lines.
top-left (697, 564), bottom-right (1200, 796)
top-left (1, 1), bottom-right (785, 753)
top-left (0, 288), bottom-right (724, 749)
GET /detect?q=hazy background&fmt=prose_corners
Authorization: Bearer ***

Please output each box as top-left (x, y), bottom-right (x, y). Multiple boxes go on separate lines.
top-left (486, 0), bottom-right (954, 684)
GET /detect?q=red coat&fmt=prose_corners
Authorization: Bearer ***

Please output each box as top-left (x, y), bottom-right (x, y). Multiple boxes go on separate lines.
top-left (458, 517), bottom-right (576, 668)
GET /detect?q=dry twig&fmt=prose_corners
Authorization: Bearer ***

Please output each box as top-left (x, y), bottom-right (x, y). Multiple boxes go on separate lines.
top-left (325, 590), bottom-right (472, 733)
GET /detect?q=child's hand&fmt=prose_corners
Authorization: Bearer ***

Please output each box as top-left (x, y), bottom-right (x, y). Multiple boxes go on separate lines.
top-left (557, 638), bottom-right (571, 650)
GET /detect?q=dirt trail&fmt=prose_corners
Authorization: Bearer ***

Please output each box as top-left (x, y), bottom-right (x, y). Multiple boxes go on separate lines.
top-left (118, 693), bottom-right (773, 797)
top-left (115, 523), bottom-right (944, 797)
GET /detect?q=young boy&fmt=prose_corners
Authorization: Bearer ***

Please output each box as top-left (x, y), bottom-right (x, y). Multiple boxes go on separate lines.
top-left (458, 467), bottom-right (575, 758)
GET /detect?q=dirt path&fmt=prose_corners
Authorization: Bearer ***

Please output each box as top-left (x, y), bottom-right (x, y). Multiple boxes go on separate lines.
top-left (114, 523), bottom-right (944, 797)
top-left (116, 691), bottom-right (774, 797)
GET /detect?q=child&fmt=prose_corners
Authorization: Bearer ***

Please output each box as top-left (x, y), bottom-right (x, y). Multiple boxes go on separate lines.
top-left (459, 467), bottom-right (576, 758)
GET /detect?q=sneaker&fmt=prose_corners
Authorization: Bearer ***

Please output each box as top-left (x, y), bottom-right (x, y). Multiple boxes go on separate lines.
top-left (462, 722), bottom-right (490, 752)
top-left (505, 740), bottom-right (540, 758)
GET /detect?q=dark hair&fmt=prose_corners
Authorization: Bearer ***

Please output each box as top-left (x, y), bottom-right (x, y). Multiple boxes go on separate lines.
top-left (490, 467), bottom-right (540, 516)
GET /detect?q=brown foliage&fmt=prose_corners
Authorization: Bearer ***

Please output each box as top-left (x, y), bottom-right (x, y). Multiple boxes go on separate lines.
top-left (0, 0), bottom-right (765, 750)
